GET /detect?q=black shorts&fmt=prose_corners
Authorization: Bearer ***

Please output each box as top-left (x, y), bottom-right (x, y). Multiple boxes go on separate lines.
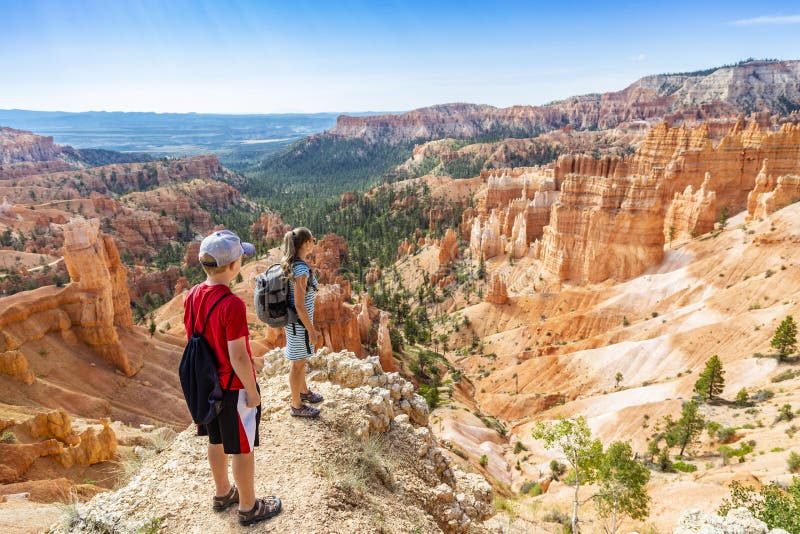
top-left (198, 388), bottom-right (261, 454)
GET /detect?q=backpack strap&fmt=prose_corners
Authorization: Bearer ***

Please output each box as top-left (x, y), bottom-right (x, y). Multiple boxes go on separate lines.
top-left (200, 292), bottom-right (233, 336)
top-left (292, 258), bottom-right (318, 291)
top-left (190, 288), bottom-right (238, 392)
top-left (189, 287), bottom-right (233, 336)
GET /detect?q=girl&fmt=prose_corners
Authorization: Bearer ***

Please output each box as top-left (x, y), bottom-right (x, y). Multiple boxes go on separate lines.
top-left (281, 227), bottom-right (324, 417)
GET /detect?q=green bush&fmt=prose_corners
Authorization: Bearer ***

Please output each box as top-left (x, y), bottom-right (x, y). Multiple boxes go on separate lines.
top-left (772, 369), bottom-right (800, 383)
top-left (716, 426), bottom-right (737, 443)
top-left (777, 404), bottom-right (795, 423)
top-left (514, 441), bottom-right (528, 454)
top-left (719, 442), bottom-right (754, 464)
top-left (673, 461), bottom-right (698, 473)
top-left (543, 509), bottom-right (572, 530)
top-left (520, 481), bottom-right (543, 496)
top-left (418, 384), bottom-right (440, 410)
top-left (479, 454), bottom-right (488, 467)
top-left (789, 452), bottom-right (800, 474)
top-left (0, 431), bottom-right (16, 444)
top-left (735, 388), bottom-right (750, 407)
top-left (550, 460), bottom-right (567, 481)
top-left (719, 477), bottom-right (800, 532)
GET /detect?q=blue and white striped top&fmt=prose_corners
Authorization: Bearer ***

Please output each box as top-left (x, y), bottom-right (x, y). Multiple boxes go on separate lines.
top-left (284, 261), bottom-right (318, 360)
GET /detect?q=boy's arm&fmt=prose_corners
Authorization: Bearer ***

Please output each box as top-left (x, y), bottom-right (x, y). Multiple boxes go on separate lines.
top-left (228, 336), bottom-right (259, 407)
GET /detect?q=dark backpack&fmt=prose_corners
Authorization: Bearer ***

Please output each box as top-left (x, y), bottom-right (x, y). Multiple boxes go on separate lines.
top-left (179, 288), bottom-right (235, 425)
top-left (254, 259), bottom-right (317, 328)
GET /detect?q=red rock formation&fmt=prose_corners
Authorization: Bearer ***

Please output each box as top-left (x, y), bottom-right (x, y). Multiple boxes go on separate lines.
top-left (250, 211), bottom-right (291, 244)
top-left (328, 61), bottom-right (800, 145)
top-left (57, 421), bottom-right (117, 468)
top-left (357, 293), bottom-right (374, 343)
top-left (0, 440), bottom-right (63, 483)
top-left (306, 233), bottom-right (348, 284)
top-left (0, 127), bottom-right (73, 179)
top-left (312, 283), bottom-right (362, 357)
top-left (339, 191), bottom-right (357, 208)
top-left (24, 410), bottom-right (79, 446)
top-left (184, 241), bottom-right (200, 266)
top-left (0, 350), bottom-right (34, 384)
top-left (365, 266), bottom-right (382, 285)
top-left (438, 228), bottom-right (459, 267)
top-left (0, 218), bottom-right (141, 376)
top-left (128, 266), bottom-right (182, 306)
top-left (540, 120), bottom-right (800, 282)
top-left (396, 238), bottom-right (415, 259)
top-left (174, 276), bottom-right (189, 294)
top-left (376, 311), bottom-right (395, 372)
top-left (539, 174), bottom-right (664, 283)
top-left (486, 273), bottom-right (509, 304)
top-left (747, 161), bottom-right (800, 220)
top-left (664, 173), bottom-right (717, 239)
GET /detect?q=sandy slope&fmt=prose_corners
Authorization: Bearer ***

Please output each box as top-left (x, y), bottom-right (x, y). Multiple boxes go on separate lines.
top-left (423, 203), bottom-right (800, 531)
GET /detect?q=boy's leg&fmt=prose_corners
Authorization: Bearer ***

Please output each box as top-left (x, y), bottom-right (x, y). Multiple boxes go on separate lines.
top-left (208, 443), bottom-right (231, 497)
top-left (231, 452), bottom-right (255, 511)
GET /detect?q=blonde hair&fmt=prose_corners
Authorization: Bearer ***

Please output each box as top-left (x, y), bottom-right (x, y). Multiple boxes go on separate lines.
top-left (280, 227), bottom-right (313, 279)
top-left (200, 252), bottom-right (231, 275)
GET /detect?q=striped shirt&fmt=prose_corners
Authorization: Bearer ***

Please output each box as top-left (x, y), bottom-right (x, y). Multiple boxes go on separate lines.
top-left (284, 260), bottom-right (317, 360)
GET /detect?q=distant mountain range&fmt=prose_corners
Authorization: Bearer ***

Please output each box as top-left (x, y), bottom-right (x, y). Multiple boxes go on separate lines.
top-left (327, 59), bottom-right (800, 144)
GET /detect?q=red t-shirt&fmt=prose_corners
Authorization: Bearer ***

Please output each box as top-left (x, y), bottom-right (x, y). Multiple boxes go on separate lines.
top-left (183, 283), bottom-right (254, 390)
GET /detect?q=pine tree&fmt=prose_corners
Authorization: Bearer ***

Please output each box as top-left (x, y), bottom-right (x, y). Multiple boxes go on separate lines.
top-left (771, 315), bottom-right (798, 361)
top-left (671, 400), bottom-right (705, 457)
top-left (694, 355), bottom-right (725, 401)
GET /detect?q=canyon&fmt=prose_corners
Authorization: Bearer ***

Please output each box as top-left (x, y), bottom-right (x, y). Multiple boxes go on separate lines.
top-left (3, 59), bottom-right (800, 532)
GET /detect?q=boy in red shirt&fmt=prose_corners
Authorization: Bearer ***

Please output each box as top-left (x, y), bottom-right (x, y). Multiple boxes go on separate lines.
top-left (183, 230), bottom-right (281, 526)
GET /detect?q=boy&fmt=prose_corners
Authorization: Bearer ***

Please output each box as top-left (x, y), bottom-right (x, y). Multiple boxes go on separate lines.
top-left (183, 230), bottom-right (281, 526)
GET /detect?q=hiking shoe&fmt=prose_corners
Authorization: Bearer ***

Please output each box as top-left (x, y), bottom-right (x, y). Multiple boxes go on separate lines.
top-left (212, 484), bottom-right (238, 511)
top-left (238, 495), bottom-right (282, 526)
top-left (290, 404), bottom-right (320, 418)
top-left (300, 389), bottom-right (324, 404)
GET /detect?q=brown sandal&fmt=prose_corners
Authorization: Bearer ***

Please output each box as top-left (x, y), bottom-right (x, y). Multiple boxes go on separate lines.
top-left (238, 495), bottom-right (282, 525)
top-left (212, 485), bottom-right (238, 511)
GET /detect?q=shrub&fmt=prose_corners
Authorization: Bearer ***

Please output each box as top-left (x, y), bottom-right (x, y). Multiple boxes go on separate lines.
top-left (735, 388), bottom-right (750, 407)
top-left (543, 509), bottom-right (571, 529)
top-left (479, 454), bottom-right (488, 467)
top-left (719, 442), bottom-right (754, 464)
top-left (772, 369), bottom-right (800, 383)
top-left (719, 477), bottom-right (800, 532)
top-left (777, 404), bottom-right (795, 423)
top-left (520, 481), bottom-right (543, 496)
top-left (550, 460), bottom-right (566, 481)
top-left (716, 426), bottom-right (737, 443)
top-left (706, 421), bottom-right (722, 439)
top-left (754, 389), bottom-right (775, 402)
top-left (418, 384), bottom-right (440, 409)
top-left (514, 441), bottom-right (528, 454)
top-left (657, 446), bottom-right (673, 472)
top-left (0, 431), bottom-right (16, 444)
top-left (673, 461), bottom-right (698, 473)
top-left (789, 452), bottom-right (800, 474)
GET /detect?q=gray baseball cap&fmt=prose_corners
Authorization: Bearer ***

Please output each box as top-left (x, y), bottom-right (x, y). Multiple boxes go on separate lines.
top-left (199, 230), bottom-right (255, 267)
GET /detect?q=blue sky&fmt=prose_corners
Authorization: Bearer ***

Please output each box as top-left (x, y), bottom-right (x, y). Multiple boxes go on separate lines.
top-left (1, 0), bottom-right (799, 113)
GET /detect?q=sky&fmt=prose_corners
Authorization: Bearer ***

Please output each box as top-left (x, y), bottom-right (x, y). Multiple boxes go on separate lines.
top-left (1, 0), bottom-right (799, 114)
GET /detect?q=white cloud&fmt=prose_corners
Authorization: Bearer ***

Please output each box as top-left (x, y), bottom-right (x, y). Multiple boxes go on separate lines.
top-left (730, 14), bottom-right (800, 26)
